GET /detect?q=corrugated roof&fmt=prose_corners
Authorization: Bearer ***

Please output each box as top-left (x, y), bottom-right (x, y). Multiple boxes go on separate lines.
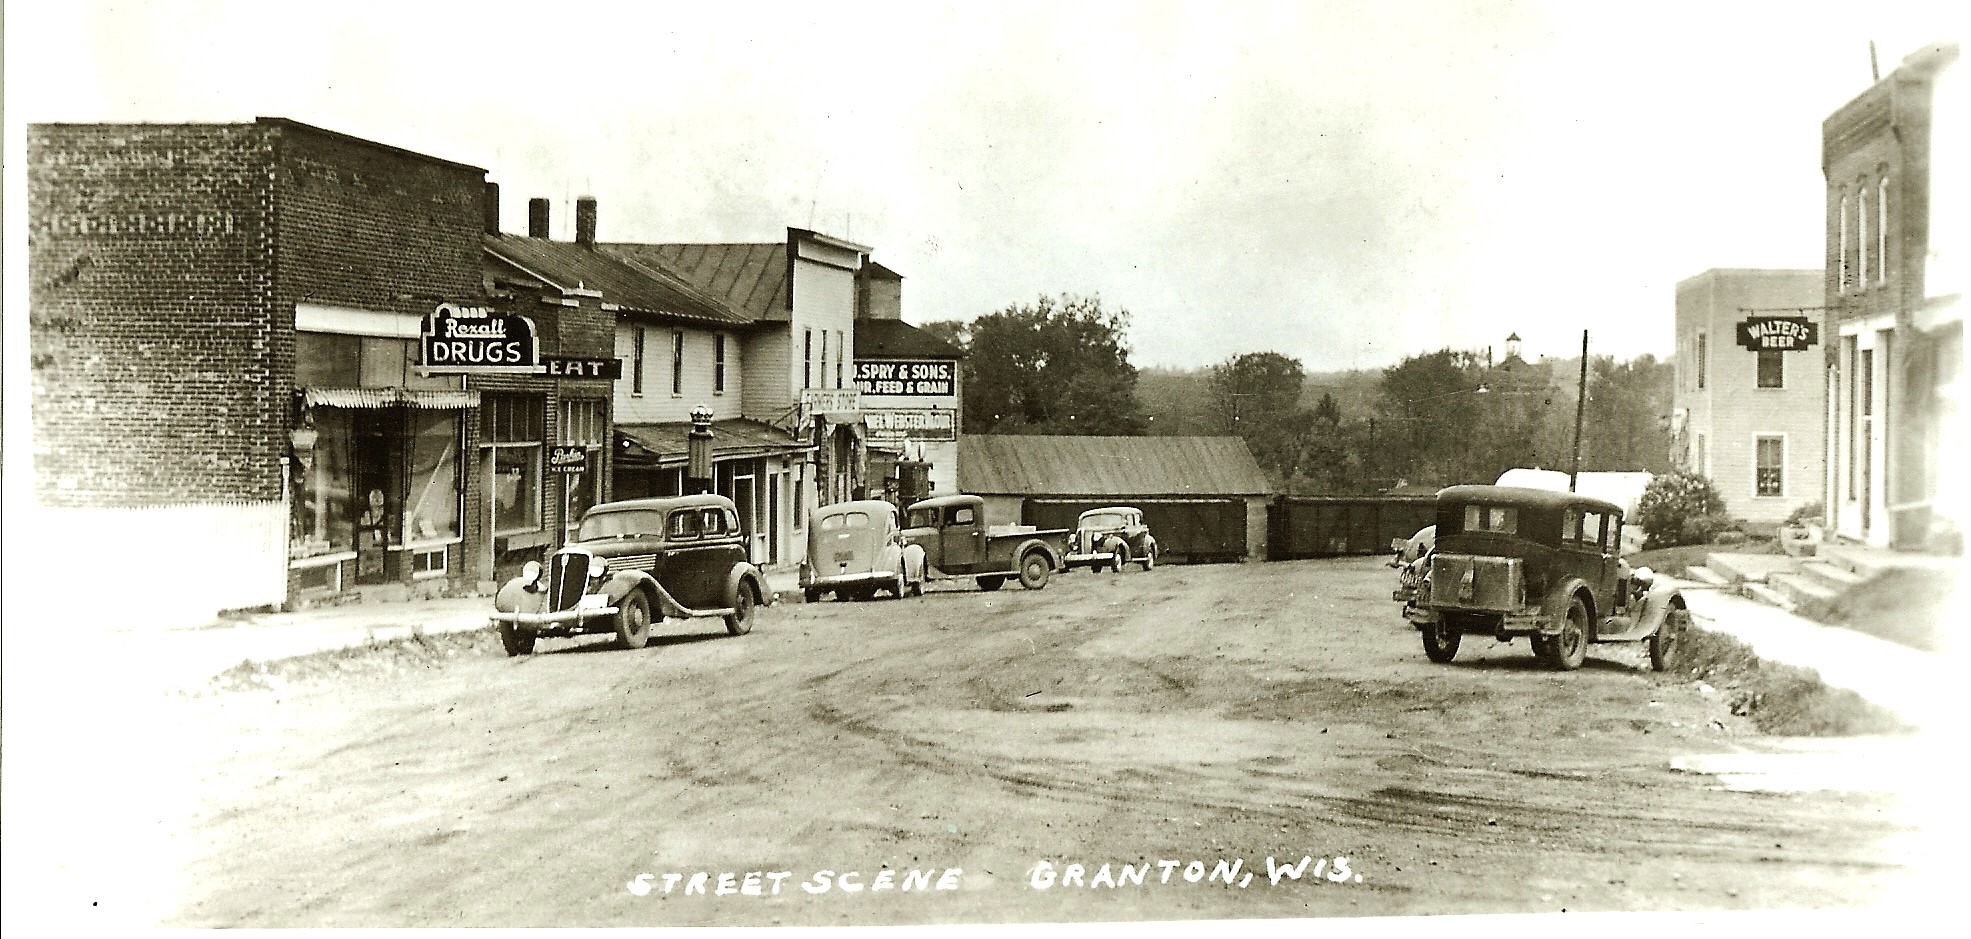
top-left (616, 418), bottom-right (811, 467)
top-left (302, 387), bottom-right (480, 409)
top-left (959, 435), bottom-right (1273, 497)
top-left (484, 234), bottom-right (749, 326)
top-left (601, 243), bottom-right (789, 322)
top-left (854, 319), bottom-right (966, 358)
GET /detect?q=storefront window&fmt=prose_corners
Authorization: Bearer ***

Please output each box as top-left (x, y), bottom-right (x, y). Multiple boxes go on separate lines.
top-left (484, 395), bottom-right (543, 535)
top-left (560, 398), bottom-right (607, 536)
top-left (406, 412), bottom-right (462, 542)
top-left (291, 409), bottom-right (355, 558)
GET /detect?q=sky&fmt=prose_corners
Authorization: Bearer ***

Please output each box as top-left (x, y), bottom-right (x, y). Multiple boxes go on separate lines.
top-left (3, 0), bottom-right (1962, 373)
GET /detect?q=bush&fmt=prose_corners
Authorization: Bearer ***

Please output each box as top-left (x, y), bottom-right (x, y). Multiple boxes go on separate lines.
top-left (1637, 470), bottom-right (1728, 548)
top-left (1784, 501), bottom-right (1826, 527)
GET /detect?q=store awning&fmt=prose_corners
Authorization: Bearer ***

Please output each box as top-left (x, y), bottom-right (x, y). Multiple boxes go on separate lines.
top-left (302, 387), bottom-right (481, 409)
top-left (616, 418), bottom-right (813, 468)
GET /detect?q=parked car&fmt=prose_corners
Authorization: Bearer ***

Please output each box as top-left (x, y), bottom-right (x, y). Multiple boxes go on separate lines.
top-left (1401, 485), bottom-right (1687, 671)
top-left (1063, 506), bottom-right (1159, 573)
top-left (490, 494), bottom-right (767, 656)
top-left (1389, 524), bottom-right (1435, 607)
top-left (902, 494), bottom-right (1069, 591)
top-left (800, 499), bottom-right (927, 602)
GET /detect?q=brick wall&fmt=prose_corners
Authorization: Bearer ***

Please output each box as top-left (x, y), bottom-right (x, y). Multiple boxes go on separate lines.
top-left (28, 123), bottom-right (284, 506)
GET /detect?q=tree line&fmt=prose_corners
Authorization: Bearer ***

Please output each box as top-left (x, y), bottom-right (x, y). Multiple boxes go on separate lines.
top-left (924, 293), bottom-right (1674, 494)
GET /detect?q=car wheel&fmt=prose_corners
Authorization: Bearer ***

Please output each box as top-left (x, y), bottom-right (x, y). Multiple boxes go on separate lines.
top-left (1018, 552), bottom-right (1051, 590)
top-left (725, 583), bottom-right (755, 635)
top-left (890, 570), bottom-right (907, 599)
top-left (1421, 615), bottom-right (1460, 663)
top-left (1542, 595), bottom-right (1589, 671)
top-left (1650, 603), bottom-right (1687, 672)
top-left (803, 587), bottom-right (822, 604)
top-left (1141, 545), bottom-right (1157, 572)
top-left (614, 590), bottom-right (652, 650)
top-left (1110, 545), bottom-right (1130, 573)
top-left (498, 621), bottom-right (536, 657)
top-left (909, 577), bottom-right (924, 597)
top-left (976, 575), bottom-right (1005, 592)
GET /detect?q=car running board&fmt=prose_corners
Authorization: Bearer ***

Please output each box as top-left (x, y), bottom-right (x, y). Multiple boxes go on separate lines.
top-left (647, 579), bottom-right (737, 620)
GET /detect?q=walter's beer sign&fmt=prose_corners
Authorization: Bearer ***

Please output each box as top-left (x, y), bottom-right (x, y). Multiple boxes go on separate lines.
top-left (419, 303), bottom-right (542, 374)
top-left (1736, 316), bottom-right (1819, 352)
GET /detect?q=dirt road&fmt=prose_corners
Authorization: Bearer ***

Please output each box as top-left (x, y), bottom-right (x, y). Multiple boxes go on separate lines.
top-left (45, 558), bottom-right (1936, 926)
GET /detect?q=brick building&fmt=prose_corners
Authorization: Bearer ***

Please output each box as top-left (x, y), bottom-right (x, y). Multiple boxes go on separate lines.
top-left (28, 118), bottom-right (608, 614)
top-left (1671, 269), bottom-right (1826, 526)
top-left (1821, 41), bottom-right (1961, 550)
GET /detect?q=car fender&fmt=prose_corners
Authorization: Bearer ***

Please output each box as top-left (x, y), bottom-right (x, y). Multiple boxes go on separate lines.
top-left (1630, 583), bottom-right (1686, 635)
top-left (724, 562), bottom-right (767, 609)
top-left (1542, 576), bottom-right (1595, 636)
top-left (902, 542), bottom-right (927, 582)
top-left (1013, 537), bottom-right (1060, 570)
top-left (599, 569), bottom-right (662, 614)
top-left (494, 576), bottom-right (545, 616)
top-left (1099, 533), bottom-right (1130, 558)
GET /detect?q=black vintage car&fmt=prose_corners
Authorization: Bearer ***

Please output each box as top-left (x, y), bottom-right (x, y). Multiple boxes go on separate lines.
top-left (490, 494), bottom-right (768, 655)
top-left (1401, 485), bottom-right (1687, 671)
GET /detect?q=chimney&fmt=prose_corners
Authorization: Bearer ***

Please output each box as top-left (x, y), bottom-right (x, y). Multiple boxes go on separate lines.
top-left (528, 198), bottom-right (550, 238)
top-left (482, 182), bottom-right (501, 235)
top-left (575, 196), bottom-right (597, 248)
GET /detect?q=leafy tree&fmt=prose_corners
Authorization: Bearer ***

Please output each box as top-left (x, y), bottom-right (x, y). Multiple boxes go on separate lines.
top-left (1208, 351), bottom-right (1309, 481)
top-left (1578, 354), bottom-right (1674, 473)
top-left (958, 293), bottom-right (1146, 435)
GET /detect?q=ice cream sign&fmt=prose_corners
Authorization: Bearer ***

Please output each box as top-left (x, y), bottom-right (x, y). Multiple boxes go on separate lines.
top-left (419, 303), bottom-right (542, 374)
top-left (1735, 316), bottom-right (1819, 352)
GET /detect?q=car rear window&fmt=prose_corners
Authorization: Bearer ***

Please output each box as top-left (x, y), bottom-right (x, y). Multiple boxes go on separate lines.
top-left (579, 510), bottom-right (664, 540)
top-left (1462, 504), bottom-right (1518, 535)
top-left (820, 511), bottom-right (871, 531)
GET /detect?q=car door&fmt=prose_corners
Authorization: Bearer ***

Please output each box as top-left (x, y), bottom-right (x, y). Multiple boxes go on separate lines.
top-left (943, 504), bottom-right (982, 569)
top-left (1556, 507), bottom-right (1613, 616)
top-left (675, 507), bottom-right (743, 608)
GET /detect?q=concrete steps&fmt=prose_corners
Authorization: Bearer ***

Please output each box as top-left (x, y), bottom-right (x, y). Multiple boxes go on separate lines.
top-left (1766, 571), bottom-right (1837, 617)
top-left (1683, 565), bottom-right (1731, 588)
top-left (1740, 581), bottom-right (1798, 613)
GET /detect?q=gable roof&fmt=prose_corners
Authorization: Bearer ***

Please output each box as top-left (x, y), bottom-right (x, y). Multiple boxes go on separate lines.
top-left (959, 435), bottom-right (1273, 497)
top-left (601, 242), bottom-right (789, 322)
top-left (854, 318), bottom-right (966, 358)
top-left (484, 234), bottom-right (748, 327)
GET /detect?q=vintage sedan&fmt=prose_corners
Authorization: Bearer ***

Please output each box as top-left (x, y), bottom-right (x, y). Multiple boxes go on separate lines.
top-left (800, 499), bottom-right (927, 602)
top-left (1402, 485), bottom-right (1687, 671)
top-left (1388, 524), bottom-right (1435, 606)
top-left (1062, 506), bottom-right (1159, 573)
top-left (490, 494), bottom-right (768, 656)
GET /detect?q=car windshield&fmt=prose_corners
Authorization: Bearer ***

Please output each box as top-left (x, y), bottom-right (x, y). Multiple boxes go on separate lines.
top-left (906, 509), bottom-right (938, 529)
top-left (579, 509), bottom-right (665, 540)
top-left (1078, 513), bottom-right (1126, 529)
top-left (820, 511), bottom-right (873, 531)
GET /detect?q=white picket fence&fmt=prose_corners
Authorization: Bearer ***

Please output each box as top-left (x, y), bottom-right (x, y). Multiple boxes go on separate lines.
top-left (27, 499), bottom-right (289, 629)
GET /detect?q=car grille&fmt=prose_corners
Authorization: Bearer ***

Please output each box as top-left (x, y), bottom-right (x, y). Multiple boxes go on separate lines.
top-left (549, 552), bottom-right (589, 612)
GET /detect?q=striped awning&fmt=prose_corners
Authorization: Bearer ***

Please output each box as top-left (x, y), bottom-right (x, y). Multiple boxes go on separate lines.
top-left (302, 387), bottom-right (481, 409)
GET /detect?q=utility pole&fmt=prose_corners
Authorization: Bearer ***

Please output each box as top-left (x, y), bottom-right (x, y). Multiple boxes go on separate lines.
top-left (1570, 329), bottom-right (1588, 492)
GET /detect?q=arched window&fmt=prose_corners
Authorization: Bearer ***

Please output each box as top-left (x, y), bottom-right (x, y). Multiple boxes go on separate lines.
top-left (1877, 175), bottom-right (1890, 284)
top-left (1837, 193), bottom-right (1850, 293)
top-left (1858, 184), bottom-right (1869, 290)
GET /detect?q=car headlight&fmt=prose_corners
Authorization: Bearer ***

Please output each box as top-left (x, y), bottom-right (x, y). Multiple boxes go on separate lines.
top-left (521, 560), bottom-right (543, 588)
top-left (588, 556), bottom-right (608, 579)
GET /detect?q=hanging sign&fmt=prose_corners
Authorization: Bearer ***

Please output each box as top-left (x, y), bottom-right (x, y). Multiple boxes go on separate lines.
top-left (547, 445), bottom-right (590, 474)
top-left (419, 303), bottom-right (542, 374)
top-left (1735, 316), bottom-right (1818, 351)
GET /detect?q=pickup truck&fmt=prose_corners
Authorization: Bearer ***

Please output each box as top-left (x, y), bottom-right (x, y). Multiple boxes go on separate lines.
top-left (902, 494), bottom-right (1070, 591)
